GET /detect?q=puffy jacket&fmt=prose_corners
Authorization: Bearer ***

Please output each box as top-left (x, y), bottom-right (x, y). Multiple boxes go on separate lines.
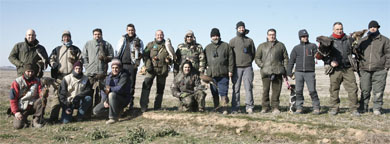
top-left (255, 40), bottom-right (289, 76)
top-left (287, 42), bottom-right (317, 76)
top-left (82, 39), bottom-right (114, 76)
top-left (204, 41), bottom-right (234, 77)
top-left (144, 40), bottom-right (172, 76)
top-left (229, 34), bottom-right (256, 67)
top-left (50, 45), bottom-right (82, 77)
top-left (116, 35), bottom-right (144, 66)
top-left (9, 39), bottom-right (49, 77)
top-left (100, 70), bottom-right (131, 104)
top-left (9, 75), bottom-right (42, 114)
top-left (357, 34), bottom-right (390, 71)
top-left (58, 73), bottom-right (92, 106)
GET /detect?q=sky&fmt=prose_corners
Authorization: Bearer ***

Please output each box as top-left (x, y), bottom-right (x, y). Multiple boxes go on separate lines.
top-left (1, 0), bottom-right (389, 69)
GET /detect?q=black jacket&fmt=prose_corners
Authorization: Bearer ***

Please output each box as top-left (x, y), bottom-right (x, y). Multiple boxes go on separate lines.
top-left (287, 42), bottom-right (317, 76)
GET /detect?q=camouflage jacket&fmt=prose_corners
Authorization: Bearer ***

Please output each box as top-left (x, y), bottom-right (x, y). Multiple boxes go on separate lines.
top-left (174, 43), bottom-right (205, 74)
top-left (144, 40), bottom-right (172, 76)
top-left (171, 72), bottom-right (203, 98)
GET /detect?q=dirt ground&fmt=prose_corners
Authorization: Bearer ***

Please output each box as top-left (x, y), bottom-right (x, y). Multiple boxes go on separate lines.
top-left (0, 68), bottom-right (389, 143)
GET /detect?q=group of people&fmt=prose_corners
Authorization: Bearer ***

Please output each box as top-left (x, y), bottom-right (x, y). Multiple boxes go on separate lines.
top-left (7, 20), bottom-right (389, 129)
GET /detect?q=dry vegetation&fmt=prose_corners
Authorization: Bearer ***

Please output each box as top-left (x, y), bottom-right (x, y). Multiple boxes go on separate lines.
top-left (0, 68), bottom-right (389, 143)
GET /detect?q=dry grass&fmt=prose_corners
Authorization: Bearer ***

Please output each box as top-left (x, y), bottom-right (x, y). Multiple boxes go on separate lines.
top-left (0, 68), bottom-right (389, 143)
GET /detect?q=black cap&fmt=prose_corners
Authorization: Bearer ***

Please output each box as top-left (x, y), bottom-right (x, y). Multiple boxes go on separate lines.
top-left (298, 29), bottom-right (309, 38)
top-left (24, 63), bottom-right (37, 72)
top-left (210, 28), bottom-right (220, 37)
top-left (368, 20), bottom-right (380, 28)
top-left (236, 21), bottom-right (245, 29)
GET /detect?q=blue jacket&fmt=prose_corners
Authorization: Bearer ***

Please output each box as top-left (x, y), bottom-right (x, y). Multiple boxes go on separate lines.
top-left (100, 70), bottom-right (131, 104)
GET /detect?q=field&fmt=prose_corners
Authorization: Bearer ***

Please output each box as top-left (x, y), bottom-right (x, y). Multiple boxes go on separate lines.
top-left (0, 68), bottom-right (389, 144)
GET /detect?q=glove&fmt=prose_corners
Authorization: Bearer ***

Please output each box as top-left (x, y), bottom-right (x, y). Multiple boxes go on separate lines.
top-left (51, 63), bottom-right (59, 69)
top-left (180, 92), bottom-right (191, 98)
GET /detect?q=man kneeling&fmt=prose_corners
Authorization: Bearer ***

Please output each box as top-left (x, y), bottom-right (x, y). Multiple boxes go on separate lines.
top-left (171, 61), bottom-right (206, 112)
top-left (58, 61), bottom-right (92, 123)
top-left (93, 59), bottom-right (131, 124)
top-left (9, 64), bottom-right (46, 129)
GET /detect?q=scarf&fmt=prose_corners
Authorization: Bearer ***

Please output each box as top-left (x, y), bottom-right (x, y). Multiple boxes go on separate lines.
top-left (25, 38), bottom-right (39, 47)
top-left (367, 30), bottom-right (380, 38)
top-left (332, 33), bottom-right (345, 39)
top-left (63, 40), bottom-right (73, 47)
top-left (72, 70), bottom-right (83, 79)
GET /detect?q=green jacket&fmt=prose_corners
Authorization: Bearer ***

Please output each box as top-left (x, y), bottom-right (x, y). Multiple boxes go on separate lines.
top-left (82, 39), bottom-right (114, 76)
top-left (204, 41), bottom-right (234, 77)
top-left (229, 35), bottom-right (256, 67)
top-left (174, 42), bottom-right (205, 74)
top-left (255, 40), bottom-right (289, 76)
top-left (8, 39), bottom-right (48, 76)
top-left (144, 40), bottom-right (172, 76)
top-left (357, 34), bottom-right (390, 71)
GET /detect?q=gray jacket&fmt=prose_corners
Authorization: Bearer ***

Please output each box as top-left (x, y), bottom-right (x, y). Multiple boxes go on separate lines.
top-left (82, 39), bottom-right (114, 76)
top-left (357, 34), bottom-right (390, 71)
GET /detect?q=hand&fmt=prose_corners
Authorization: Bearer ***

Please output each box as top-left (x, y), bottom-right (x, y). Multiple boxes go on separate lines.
top-left (104, 86), bottom-right (110, 94)
top-left (51, 63), bottom-right (59, 69)
top-left (15, 112), bottom-right (23, 120)
top-left (104, 101), bottom-right (109, 108)
top-left (228, 72), bottom-right (233, 77)
top-left (165, 58), bottom-right (171, 63)
top-left (65, 108), bottom-right (72, 114)
top-left (331, 61), bottom-right (339, 67)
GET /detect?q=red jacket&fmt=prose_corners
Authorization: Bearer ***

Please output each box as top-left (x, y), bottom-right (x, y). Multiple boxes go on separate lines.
top-left (9, 75), bottom-right (42, 114)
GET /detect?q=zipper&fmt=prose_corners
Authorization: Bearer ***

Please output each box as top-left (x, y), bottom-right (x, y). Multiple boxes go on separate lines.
top-left (369, 43), bottom-right (373, 71)
top-left (303, 44), bottom-right (306, 72)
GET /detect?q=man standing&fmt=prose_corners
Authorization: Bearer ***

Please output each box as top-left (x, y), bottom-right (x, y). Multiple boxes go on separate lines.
top-left (83, 28), bottom-right (114, 107)
top-left (255, 28), bottom-right (289, 114)
top-left (9, 29), bottom-right (49, 78)
top-left (287, 29), bottom-right (320, 115)
top-left (174, 30), bottom-right (206, 76)
top-left (323, 22), bottom-right (360, 116)
top-left (116, 24), bottom-right (144, 110)
top-left (204, 28), bottom-right (234, 114)
top-left (9, 64), bottom-right (46, 129)
top-left (93, 59), bottom-right (131, 124)
top-left (140, 30), bottom-right (172, 112)
top-left (58, 61), bottom-right (92, 123)
top-left (171, 61), bottom-right (206, 112)
top-left (48, 30), bottom-right (83, 123)
top-left (357, 20), bottom-right (390, 115)
top-left (229, 21), bottom-right (256, 114)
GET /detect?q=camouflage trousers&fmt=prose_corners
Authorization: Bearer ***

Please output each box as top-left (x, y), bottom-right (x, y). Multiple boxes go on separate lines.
top-left (178, 90), bottom-right (206, 112)
top-left (49, 78), bottom-right (63, 121)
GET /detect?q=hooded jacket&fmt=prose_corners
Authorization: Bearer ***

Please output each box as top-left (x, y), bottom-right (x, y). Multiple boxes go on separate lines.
top-left (171, 62), bottom-right (203, 98)
top-left (357, 33), bottom-right (390, 71)
top-left (229, 32), bottom-right (256, 67)
top-left (9, 39), bottom-right (49, 76)
top-left (204, 40), bottom-right (234, 77)
top-left (255, 40), bottom-right (289, 76)
top-left (174, 34), bottom-right (206, 74)
top-left (287, 41), bottom-right (317, 76)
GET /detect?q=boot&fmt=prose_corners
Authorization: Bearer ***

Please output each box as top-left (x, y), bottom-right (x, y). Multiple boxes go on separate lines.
top-left (32, 117), bottom-right (43, 128)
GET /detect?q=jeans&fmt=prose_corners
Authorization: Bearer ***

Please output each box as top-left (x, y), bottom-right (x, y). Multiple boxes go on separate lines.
top-left (61, 96), bottom-right (92, 124)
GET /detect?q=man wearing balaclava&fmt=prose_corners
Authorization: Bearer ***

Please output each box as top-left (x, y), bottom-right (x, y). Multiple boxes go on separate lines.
top-left (357, 20), bottom-right (390, 115)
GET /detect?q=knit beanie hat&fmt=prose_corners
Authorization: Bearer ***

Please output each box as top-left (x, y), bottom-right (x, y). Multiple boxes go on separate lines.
top-left (298, 29), bottom-right (309, 38)
top-left (62, 30), bottom-right (71, 38)
top-left (210, 28), bottom-right (220, 37)
top-left (73, 61), bottom-right (82, 69)
top-left (368, 20), bottom-right (380, 28)
top-left (236, 21), bottom-right (245, 29)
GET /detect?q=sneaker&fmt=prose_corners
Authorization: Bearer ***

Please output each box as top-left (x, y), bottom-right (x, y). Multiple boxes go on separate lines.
top-left (261, 108), bottom-right (270, 113)
top-left (351, 110), bottom-right (361, 116)
top-left (246, 108), bottom-right (253, 114)
top-left (294, 109), bottom-right (303, 114)
top-left (231, 110), bottom-right (239, 114)
top-left (222, 110), bottom-right (228, 115)
top-left (32, 118), bottom-right (43, 128)
top-left (198, 108), bottom-right (205, 112)
top-left (312, 109), bottom-right (320, 115)
top-left (373, 110), bottom-right (382, 115)
top-left (272, 109), bottom-right (281, 114)
top-left (329, 109), bottom-right (338, 115)
top-left (105, 118), bottom-right (118, 124)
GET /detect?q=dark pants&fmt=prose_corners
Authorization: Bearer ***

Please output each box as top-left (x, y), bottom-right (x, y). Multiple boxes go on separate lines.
top-left (210, 77), bottom-right (229, 108)
top-left (140, 72), bottom-right (167, 110)
top-left (123, 64), bottom-right (138, 109)
top-left (261, 74), bottom-right (283, 110)
top-left (13, 99), bottom-right (46, 129)
top-left (329, 67), bottom-right (359, 111)
top-left (294, 72), bottom-right (320, 110)
top-left (61, 96), bottom-right (92, 124)
top-left (359, 69), bottom-right (388, 111)
top-left (93, 93), bottom-right (128, 119)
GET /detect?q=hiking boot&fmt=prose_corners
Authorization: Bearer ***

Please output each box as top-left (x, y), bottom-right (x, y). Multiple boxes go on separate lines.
top-left (32, 117), bottom-right (43, 128)
top-left (351, 110), bottom-right (361, 116)
top-left (261, 108), bottom-right (270, 113)
top-left (246, 108), bottom-right (253, 114)
top-left (272, 109), bottom-right (281, 114)
top-left (141, 107), bottom-right (147, 113)
top-left (294, 109), bottom-right (303, 114)
top-left (105, 118), bottom-right (118, 124)
top-left (312, 109), bottom-right (321, 115)
top-left (220, 96), bottom-right (229, 115)
top-left (329, 109), bottom-right (338, 115)
top-left (373, 110), bottom-right (382, 115)
top-left (198, 108), bottom-right (205, 112)
top-left (231, 110), bottom-right (239, 114)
